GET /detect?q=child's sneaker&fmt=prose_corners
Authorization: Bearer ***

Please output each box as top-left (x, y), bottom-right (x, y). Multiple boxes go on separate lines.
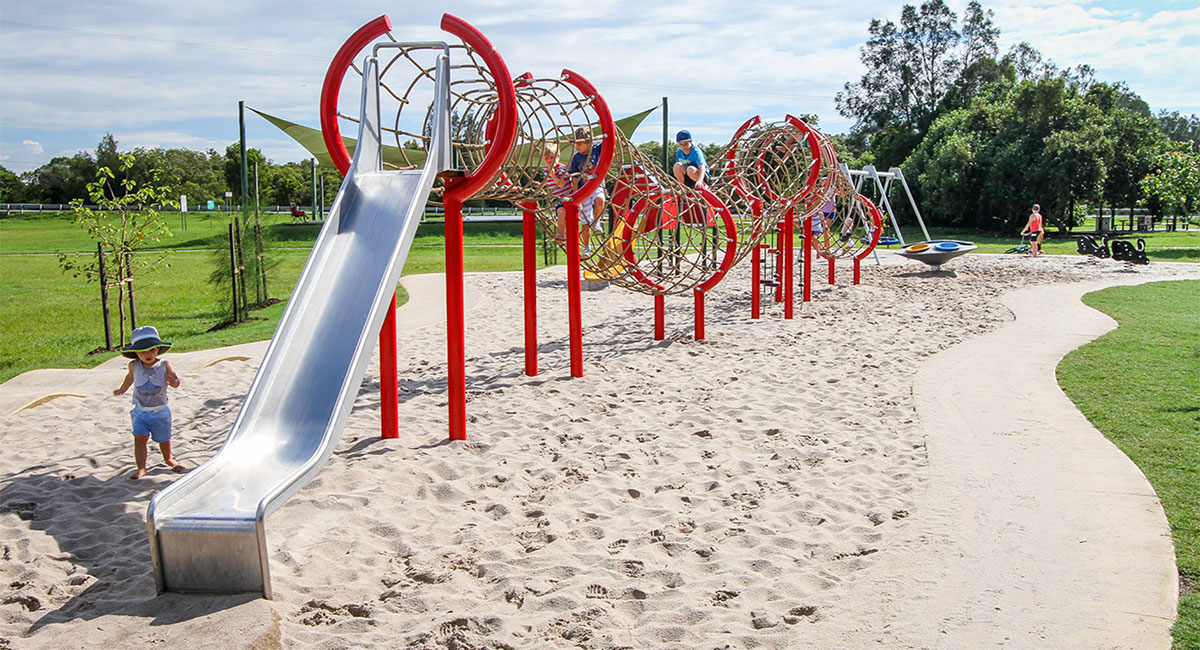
top-left (581, 245), bottom-right (592, 256)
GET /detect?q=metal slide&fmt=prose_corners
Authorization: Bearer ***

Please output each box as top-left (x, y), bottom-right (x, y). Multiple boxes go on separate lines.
top-left (147, 49), bottom-right (451, 598)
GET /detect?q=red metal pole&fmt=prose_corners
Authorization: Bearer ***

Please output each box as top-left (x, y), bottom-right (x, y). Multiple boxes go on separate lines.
top-left (751, 244), bottom-right (761, 319)
top-left (565, 203), bottom-right (583, 378)
top-left (774, 236), bottom-right (783, 303)
top-left (853, 258), bottom-right (861, 285)
top-left (380, 293), bottom-right (398, 439)
top-left (694, 289), bottom-right (705, 340)
top-left (654, 294), bottom-right (665, 340)
top-left (803, 215), bottom-right (813, 303)
top-left (783, 209), bottom-right (794, 320)
top-left (521, 203), bottom-right (538, 376)
top-left (828, 257), bottom-right (836, 285)
top-left (444, 195), bottom-right (466, 441)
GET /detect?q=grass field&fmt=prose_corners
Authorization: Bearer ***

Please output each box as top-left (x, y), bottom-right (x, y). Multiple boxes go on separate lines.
top-left (1057, 280), bottom-right (1200, 649)
top-left (0, 210), bottom-right (538, 383)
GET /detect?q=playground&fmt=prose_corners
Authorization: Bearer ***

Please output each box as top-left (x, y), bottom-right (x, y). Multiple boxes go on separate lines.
top-left (3, 11), bottom-right (1200, 650)
top-left (3, 252), bottom-right (1200, 648)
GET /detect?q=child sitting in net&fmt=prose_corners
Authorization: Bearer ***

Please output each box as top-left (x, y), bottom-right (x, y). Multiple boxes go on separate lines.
top-left (542, 142), bottom-right (573, 242)
top-left (569, 127), bottom-right (607, 255)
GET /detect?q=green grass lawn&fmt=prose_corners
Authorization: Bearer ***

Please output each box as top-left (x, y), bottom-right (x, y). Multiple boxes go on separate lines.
top-left (1057, 280), bottom-right (1200, 649)
top-left (0, 211), bottom-right (538, 383)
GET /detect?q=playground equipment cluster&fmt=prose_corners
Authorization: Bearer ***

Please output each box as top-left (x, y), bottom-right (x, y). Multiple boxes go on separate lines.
top-left (145, 13), bottom-right (974, 599)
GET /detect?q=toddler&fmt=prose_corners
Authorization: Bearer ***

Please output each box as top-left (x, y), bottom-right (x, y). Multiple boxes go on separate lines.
top-left (113, 326), bottom-right (183, 479)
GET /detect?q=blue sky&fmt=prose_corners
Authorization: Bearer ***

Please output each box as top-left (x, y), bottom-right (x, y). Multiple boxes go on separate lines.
top-left (1, 0), bottom-right (1197, 175)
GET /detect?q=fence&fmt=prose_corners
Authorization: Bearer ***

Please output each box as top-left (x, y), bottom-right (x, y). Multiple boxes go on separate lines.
top-left (1, 203), bottom-right (523, 222)
top-left (1089, 210), bottom-right (1196, 233)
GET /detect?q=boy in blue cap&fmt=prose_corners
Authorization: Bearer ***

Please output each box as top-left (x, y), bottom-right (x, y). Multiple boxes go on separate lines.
top-left (113, 325), bottom-right (183, 479)
top-left (568, 127), bottom-right (607, 255)
top-left (673, 130), bottom-right (707, 189)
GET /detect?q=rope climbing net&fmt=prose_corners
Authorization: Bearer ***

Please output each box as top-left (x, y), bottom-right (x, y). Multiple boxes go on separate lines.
top-left (322, 18), bottom-right (881, 297)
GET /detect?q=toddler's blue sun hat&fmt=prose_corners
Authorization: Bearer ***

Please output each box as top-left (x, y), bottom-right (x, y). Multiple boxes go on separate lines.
top-left (122, 325), bottom-right (172, 358)
top-left (676, 130), bottom-right (691, 143)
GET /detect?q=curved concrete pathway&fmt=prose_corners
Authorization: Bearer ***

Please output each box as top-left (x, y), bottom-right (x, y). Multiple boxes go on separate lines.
top-left (865, 278), bottom-right (1178, 648)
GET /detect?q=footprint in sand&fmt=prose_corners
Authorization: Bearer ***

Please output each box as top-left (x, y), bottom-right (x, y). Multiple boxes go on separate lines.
top-left (585, 584), bottom-right (609, 599)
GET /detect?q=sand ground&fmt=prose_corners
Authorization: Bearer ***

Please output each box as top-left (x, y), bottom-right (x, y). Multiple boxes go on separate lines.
top-left (1, 252), bottom-right (1195, 649)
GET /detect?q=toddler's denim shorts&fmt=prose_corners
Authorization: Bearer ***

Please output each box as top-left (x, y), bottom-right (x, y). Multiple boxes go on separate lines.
top-left (131, 407), bottom-right (172, 443)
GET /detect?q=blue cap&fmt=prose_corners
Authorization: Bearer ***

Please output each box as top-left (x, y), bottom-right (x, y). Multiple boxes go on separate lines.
top-left (675, 130), bottom-right (691, 143)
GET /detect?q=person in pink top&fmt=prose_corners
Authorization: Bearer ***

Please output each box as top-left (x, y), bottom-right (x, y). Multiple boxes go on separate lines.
top-left (1021, 203), bottom-right (1044, 257)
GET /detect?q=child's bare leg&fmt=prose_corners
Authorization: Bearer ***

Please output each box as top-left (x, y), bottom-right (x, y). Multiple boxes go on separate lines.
top-left (159, 441), bottom-right (180, 468)
top-left (131, 435), bottom-right (149, 479)
top-left (556, 207), bottom-right (567, 242)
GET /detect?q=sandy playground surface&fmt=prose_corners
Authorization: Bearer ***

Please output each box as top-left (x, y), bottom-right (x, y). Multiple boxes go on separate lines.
top-left (1, 251), bottom-right (1197, 649)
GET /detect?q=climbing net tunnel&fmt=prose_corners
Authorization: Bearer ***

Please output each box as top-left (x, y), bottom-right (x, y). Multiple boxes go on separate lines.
top-left (464, 71), bottom-right (738, 297)
top-left (321, 15), bottom-right (880, 299)
top-left (320, 15), bottom-right (514, 184)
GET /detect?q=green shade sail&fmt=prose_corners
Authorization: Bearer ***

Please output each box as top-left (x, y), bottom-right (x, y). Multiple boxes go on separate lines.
top-left (250, 105), bottom-right (659, 170)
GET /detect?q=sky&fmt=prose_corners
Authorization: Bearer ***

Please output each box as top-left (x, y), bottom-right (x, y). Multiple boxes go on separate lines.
top-left (1, 0), bottom-right (1197, 175)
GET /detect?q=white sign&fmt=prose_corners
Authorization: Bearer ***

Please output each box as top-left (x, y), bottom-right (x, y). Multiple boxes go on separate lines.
top-left (224, 191), bottom-right (233, 198)
top-left (180, 195), bottom-right (188, 212)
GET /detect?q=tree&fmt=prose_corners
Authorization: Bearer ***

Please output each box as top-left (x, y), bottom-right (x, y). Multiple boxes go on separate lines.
top-left (58, 154), bottom-right (173, 349)
top-left (224, 143), bottom-right (267, 204)
top-left (1141, 147), bottom-right (1200, 221)
top-left (836, 1), bottom-right (1000, 165)
top-left (1041, 117), bottom-right (1110, 232)
top-left (1093, 91), bottom-right (1168, 218)
top-left (837, 1), bottom-right (998, 132)
top-left (1157, 110), bottom-right (1200, 149)
top-left (903, 71), bottom-right (1165, 234)
top-left (1001, 42), bottom-right (1056, 82)
top-left (827, 132), bottom-right (871, 170)
top-left (95, 133), bottom-right (121, 174)
top-left (636, 141), bottom-right (668, 172)
top-left (267, 162), bottom-right (308, 205)
top-left (23, 153), bottom-right (96, 203)
top-left (0, 165), bottom-right (25, 202)
top-left (959, 1), bottom-right (1000, 71)
top-left (130, 147), bottom-right (225, 206)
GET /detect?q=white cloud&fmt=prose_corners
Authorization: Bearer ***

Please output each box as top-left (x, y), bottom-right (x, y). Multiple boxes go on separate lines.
top-left (22, 140), bottom-right (43, 154)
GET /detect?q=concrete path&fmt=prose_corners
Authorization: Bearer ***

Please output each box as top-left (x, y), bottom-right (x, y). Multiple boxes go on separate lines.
top-left (868, 278), bottom-right (1178, 648)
